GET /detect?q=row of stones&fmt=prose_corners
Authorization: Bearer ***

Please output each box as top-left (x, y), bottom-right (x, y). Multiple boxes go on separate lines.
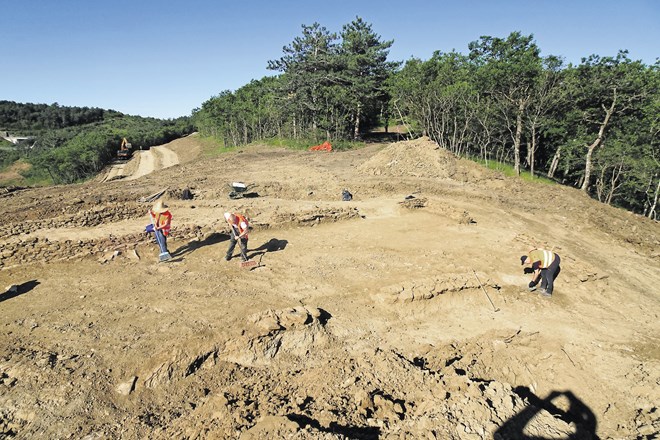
top-left (0, 203), bottom-right (147, 238)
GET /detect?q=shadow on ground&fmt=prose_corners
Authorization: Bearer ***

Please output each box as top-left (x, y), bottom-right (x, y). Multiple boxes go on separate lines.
top-left (248, 238), bottom-right (288, 260)
top-left (172, 232), bottom-right (230, 258)
top-left (1, 280), bottom-right (40, 303)
top-left (495, 387), bottom-right (598, 440)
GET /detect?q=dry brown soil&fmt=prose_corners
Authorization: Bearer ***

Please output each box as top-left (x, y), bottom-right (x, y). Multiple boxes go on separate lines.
top-left (1, 135), bottom-right (659, 439)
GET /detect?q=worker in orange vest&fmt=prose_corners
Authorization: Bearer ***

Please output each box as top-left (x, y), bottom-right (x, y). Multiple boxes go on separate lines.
top-left (224, 212), bottom-right (249, 262)
top-left (148, 200), bottom-right (172, 262)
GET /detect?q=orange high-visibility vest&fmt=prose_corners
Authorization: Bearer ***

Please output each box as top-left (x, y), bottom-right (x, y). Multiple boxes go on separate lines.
top-left (150, 210), bottom-right (172, 236)
top-left (230, 214), bottom-right (249, 237)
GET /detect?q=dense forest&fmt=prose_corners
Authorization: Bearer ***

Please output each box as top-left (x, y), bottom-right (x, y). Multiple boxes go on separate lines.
top-left (0, 101), bottom-right (194, 184)
top-left (192, 19), bottom-right (659, 219)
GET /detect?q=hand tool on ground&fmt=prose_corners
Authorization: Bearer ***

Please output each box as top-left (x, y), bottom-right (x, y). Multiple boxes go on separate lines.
top-left (236, 238), bottom-right (257, 269)
top-left (472, 269), bottom-right (500, 312)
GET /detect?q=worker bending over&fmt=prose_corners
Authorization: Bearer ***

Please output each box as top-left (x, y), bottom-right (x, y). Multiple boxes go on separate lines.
top-left (521, 249), bottom-right (561, 297)
top-left (224, 212), bottom-right (249, 262)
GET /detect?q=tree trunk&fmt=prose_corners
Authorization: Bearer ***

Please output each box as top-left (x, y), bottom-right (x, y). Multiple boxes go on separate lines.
top-left (513, 100), bottom-right (524, 176)
top-left (548, 146), bottom-right (561, 179)
top-left (649, 179), bottom-right (660, 220)
top-left (353, 103), bottom-right (361, 140)
top-left (581, 91), bottom-right (617, 192)
top-left (605, 162), bottom-right (624, 205)
top-left (596, 167), bottom-right (606, 202)
top-left (529, 125), bottom-right (537, 177)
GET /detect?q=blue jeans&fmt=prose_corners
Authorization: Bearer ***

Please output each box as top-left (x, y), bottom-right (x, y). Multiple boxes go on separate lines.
top-left (154, 229), bottom-right (169, 254)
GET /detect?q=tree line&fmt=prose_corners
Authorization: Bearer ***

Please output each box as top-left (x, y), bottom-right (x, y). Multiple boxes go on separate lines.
top-left (192, 19), bottom-right (659, 219)
top-left (0, 101), bottom-right (194, 184)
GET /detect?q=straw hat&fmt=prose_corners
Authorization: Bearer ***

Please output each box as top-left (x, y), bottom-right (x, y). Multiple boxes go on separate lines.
top-left (152, 200), bottom-right (169, 213)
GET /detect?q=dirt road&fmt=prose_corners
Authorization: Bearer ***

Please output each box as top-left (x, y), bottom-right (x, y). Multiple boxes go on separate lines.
top-left (101, 137), bottom-right (186, 182)
top-left (1, 135), bottom-right (658, 439)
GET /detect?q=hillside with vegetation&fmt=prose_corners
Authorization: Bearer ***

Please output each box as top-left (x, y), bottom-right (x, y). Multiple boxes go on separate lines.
top-left (192, 20), bottom-right (659, 219)
top-left (0, 101), bottom-right (194, 185)
top-left (2, 21), bottom-right (657, 219)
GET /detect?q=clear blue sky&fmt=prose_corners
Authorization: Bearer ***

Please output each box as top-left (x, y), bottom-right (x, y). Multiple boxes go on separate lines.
top-left (2, 0), bottom-right (658, 119)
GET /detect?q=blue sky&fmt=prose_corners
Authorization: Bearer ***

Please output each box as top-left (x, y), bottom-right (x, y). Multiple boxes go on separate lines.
top-left (2, 0), bottom-right (658, 119)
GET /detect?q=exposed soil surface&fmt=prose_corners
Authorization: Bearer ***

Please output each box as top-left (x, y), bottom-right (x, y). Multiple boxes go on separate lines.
top-left (1, 135), bottom-right (659, 439)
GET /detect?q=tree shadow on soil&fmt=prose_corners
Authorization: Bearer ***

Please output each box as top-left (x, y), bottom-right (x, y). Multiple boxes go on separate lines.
top-left (172, 232), bottom-right (229, 258)
top-left (495, 387), bottom-right (598, 440)
top-left (1, 280), bottom-right (40, 303)
top-left (286, 414), bottom-right (380, 439)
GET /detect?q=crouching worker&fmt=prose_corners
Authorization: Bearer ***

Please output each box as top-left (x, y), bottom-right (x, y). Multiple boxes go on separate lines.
top-left (520, 249), bottom-right (561, 297)
top-left (147, 200), bottom-right (172, 262)
top-left (224, 212), bottom-right (249, 262)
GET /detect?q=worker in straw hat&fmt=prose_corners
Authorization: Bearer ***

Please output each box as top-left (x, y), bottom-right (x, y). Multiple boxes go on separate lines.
top-left (224, 211), bottom-right (249, 262)
top-left (147, 200), bottom-right (172, 262)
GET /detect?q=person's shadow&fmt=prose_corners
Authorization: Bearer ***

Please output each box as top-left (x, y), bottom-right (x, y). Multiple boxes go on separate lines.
top-left (248, 238), bottom-right (288, 260)
top-left (495, 387), bottom-right (598, 439)
top-left (1, 280), bottom-right (40, 303)
top-left (171, 232), bottom-right (230, 258)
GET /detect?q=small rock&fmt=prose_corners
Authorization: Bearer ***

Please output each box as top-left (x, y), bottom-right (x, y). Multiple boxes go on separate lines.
top-left (116, 376), bottom-right (138, 395)
top-left (256, 316), bottom-right (282, 334)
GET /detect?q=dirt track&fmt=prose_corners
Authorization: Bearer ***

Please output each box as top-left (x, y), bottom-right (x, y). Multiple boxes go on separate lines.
top-left (101, 136), bottom-right (189, 183)
top-left (1, 135), bottom-right (659, 439)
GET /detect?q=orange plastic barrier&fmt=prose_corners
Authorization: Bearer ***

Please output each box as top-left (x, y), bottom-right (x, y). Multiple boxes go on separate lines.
top-left (309, 141), bottom-right (332, 152)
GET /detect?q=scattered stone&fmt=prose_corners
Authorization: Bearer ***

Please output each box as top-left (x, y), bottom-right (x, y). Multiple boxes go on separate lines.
top-left (115, 376), bottom-right (138, 396)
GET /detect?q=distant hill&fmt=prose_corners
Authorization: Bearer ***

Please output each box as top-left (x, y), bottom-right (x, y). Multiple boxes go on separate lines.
top-left (0, 101), bottom-right (195, 186)
top-left (0, 100), bottom-right (122, 134)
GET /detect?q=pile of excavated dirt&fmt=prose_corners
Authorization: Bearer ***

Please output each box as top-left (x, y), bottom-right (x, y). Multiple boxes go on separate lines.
top-left (1, 136), bottom-right (659, 439)
top-left (357, 136), bottom-right (499, 184)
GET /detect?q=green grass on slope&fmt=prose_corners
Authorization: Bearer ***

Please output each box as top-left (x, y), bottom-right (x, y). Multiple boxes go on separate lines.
top-left (474, 158), bottom-right (556, 184)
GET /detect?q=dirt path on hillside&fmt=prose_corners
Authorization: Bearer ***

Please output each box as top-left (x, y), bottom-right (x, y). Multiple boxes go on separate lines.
top-left (100, 137), bottom-right (187, 183)
top-left (1, 136), bottom-right (659, 439)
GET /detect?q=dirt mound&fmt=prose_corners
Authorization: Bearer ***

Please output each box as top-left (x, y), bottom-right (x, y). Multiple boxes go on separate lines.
top-left (1, 135), bottom-right (659, 439)
top-left (357, 136), bottom-right (499, 184)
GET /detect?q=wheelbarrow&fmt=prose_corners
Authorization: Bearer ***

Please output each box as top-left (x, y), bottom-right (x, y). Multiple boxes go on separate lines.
top-left (228, 182), bottom-right (257, 199)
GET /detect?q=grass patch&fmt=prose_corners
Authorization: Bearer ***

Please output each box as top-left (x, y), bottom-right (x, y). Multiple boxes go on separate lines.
top-left (197, 136), bottom-right (237, 157)
top-left (0, 159), bottom-right (53, 187)
top-left (261, 137), bottom-right (365, 151)
top-left (473, 158), bottom-right (556, 184)
top-left (199, 136), bottom-right (367, 154)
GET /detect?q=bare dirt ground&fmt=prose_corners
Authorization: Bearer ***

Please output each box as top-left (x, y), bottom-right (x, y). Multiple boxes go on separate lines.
top-left (1, 134), bottom-right (659, 439)
top-left (100, 136), bottom-right (191, 183)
